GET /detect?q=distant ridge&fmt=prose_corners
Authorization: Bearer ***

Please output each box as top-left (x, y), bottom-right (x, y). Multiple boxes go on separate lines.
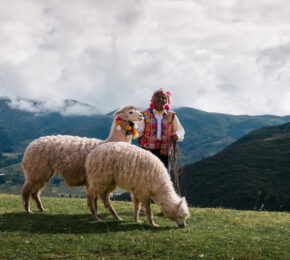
top-left (180, 122), bottom-right (290, 211)
top-left (175, 106), bottom-right (290, 164)
top-left (1, 96), bottom-right (290, 164)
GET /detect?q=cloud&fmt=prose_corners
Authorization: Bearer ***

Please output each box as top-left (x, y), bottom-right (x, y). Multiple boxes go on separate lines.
top-left (7, 97), bottom-right (100, 116)
top-left (0, 0), bottom-right (290, 115)
top-left (257, 43), bottom-right (290, 76)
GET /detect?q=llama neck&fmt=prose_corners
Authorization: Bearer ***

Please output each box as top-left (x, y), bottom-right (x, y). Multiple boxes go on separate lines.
top-left (152, 183), bottom-right (180, 206)
top-left (105, 120), bottom-right (132, 143)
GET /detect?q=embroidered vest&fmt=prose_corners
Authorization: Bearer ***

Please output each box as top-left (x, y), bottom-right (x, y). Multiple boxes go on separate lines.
top-left (139, 109), bottom-right (175, 154)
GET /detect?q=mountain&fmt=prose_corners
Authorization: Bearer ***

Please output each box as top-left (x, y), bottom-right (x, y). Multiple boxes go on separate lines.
top-left (0, 97), bottom-right (111, 153)
top-left (175, 107), bottom-right (290, 164)
top-left (1, 97), bottom-right (290, 162)
top-left (180, 122), bottom-right (290, 211)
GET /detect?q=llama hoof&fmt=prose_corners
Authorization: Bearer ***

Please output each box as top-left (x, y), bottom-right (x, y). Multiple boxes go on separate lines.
top-left (27, 210), bottom-right (33, 214)
top-left (116, 217), bottom-right (123, 221)
top-left (92, 215), bottom-right (102, 222)
top-left (136, 220), bottom-right (143, 223)
top-left (41, 208), bottom-right (48, 212)
top-left (152, 223), bottom-right (160, 228)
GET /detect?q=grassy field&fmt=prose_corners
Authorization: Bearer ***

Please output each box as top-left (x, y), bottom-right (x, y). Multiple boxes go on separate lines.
top-left (0, 194), bottom-right (289, 259)
top-left (0, 183), bottom-right (86, 199)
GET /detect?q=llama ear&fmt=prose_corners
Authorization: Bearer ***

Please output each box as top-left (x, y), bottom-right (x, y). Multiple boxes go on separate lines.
top-left (178, 197), bottom-right (188, 211)
top-left (182, 197), bottom-right (187, 204)
top-left (178, 197), bottom-right (189, 217)
top-left (113, 109), bottom-right (124, 117)
top-left (178, 197), bottom-right (186, 207)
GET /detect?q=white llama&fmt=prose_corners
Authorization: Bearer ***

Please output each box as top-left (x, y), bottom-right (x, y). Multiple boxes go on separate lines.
top-left (85, 142), bottom-right (190, 228)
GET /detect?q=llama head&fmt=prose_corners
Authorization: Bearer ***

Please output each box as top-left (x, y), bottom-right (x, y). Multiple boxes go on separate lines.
top-left (114, 105), bottom-right (143, 122)
top-left (161, 197), bottom-right (190, 228)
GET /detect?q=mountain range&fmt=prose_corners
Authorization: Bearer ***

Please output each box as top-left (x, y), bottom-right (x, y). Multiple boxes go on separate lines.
top-left (1, 97), bottom-right (290, 165)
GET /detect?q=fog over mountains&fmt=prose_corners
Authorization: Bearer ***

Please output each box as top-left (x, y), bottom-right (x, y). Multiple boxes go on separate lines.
top-left (4, 97), bottom-right (100, 116)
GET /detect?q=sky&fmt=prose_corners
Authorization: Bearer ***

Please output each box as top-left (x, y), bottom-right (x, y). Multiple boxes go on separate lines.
top-left (0, 0), bottom-right (290, 116)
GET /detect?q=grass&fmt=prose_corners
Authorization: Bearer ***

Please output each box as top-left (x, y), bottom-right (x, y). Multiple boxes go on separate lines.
top-left (0, 194), bottom-right (289, 259)
top-left (0, 183), bottom-right (86, 198)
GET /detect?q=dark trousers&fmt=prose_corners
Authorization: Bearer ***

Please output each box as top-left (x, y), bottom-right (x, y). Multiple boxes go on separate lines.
top-left (147, 149), bottom-right (169, 168)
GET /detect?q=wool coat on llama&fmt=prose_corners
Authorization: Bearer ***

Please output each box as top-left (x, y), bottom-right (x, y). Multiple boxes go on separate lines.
top-left (85, 142), bottom-right (189, 227)
top-left (22, 105), bottom-right (143, 213)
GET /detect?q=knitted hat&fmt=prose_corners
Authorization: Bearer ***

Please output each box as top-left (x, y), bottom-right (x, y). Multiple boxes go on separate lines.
top-left (151, 88), bottom-right (171, 105)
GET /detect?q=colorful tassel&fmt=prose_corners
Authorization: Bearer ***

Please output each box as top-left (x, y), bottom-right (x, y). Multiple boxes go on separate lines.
top-left (164, 104), bottom-right (170, 110)
top-left (132, 129), bottom-right (138, 139)
top-left (126, 125), bottom-right (132, 131)
top-left (115, 117), bottom-right (122, 126)
top-left (150, 102), bottom-right (156, 109)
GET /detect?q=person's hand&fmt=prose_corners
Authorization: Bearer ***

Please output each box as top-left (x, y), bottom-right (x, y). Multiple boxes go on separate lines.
top-left (169, 134), bottom-right (178, 144)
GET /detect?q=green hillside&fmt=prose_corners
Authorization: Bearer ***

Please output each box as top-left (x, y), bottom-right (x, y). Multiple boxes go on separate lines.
top-left (180, 122), bottom-right (290, 211)
top-left (0, 194), bottom-right (289, 259)
top-left (176, 107), bottom-right (290, 163)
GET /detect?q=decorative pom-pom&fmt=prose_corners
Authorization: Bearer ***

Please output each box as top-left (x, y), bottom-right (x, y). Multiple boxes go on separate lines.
top-left (126, 130), bottom-right (132, 135)
top-left (150, 102), bottom-right (156, 109)
top-left (164, 104), bottom-right (170, 110)
top-left (117, 125), bottom-right (122, 131)
top-left (166, 91), bottom-right (172, 96)
top-left (132, 129), bottom-right (138, 139)
top-left (115, 117), bottom-right (122, 125)
top-left (126, 125), bottom-right (132, 131)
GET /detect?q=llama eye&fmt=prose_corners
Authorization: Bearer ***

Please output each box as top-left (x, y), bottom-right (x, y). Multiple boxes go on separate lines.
top-left (129, 111), bottom-right (133, 114)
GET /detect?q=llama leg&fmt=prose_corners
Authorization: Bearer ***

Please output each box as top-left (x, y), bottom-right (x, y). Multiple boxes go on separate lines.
top-left (31, 190), bottom-right (47, 212)
top-left (132, 194), bottom-right (142, 223)
top-left (94, 195), bottom-right (101, 217)
top-left (86, 188), bottom-right (101, 221)
top-left (22, 181), bottom-right (32, 213)
top-left (31, 182), bottom-right (48, 212)
top-left (143, 198), bottom-right (159, 227)
top-left (101, 192), bottom-right (123, 221)
top-left (23, 167), bottom-right (53, 213)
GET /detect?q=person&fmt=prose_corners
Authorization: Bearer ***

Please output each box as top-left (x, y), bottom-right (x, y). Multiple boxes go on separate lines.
top-left (137, 89), bottom-right (185, 168)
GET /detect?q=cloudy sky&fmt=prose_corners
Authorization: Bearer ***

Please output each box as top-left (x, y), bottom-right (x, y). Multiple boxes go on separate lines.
top-left (1, 0), bottom-right (290, 115)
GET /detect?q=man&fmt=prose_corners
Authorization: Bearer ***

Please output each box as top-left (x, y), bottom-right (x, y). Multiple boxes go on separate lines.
top-left (137, 89), bottom-right (185, 168)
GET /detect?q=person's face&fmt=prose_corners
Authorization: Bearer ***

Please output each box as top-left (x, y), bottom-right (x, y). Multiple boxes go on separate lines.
top-left (153, 92), bottom-right (167, 110)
